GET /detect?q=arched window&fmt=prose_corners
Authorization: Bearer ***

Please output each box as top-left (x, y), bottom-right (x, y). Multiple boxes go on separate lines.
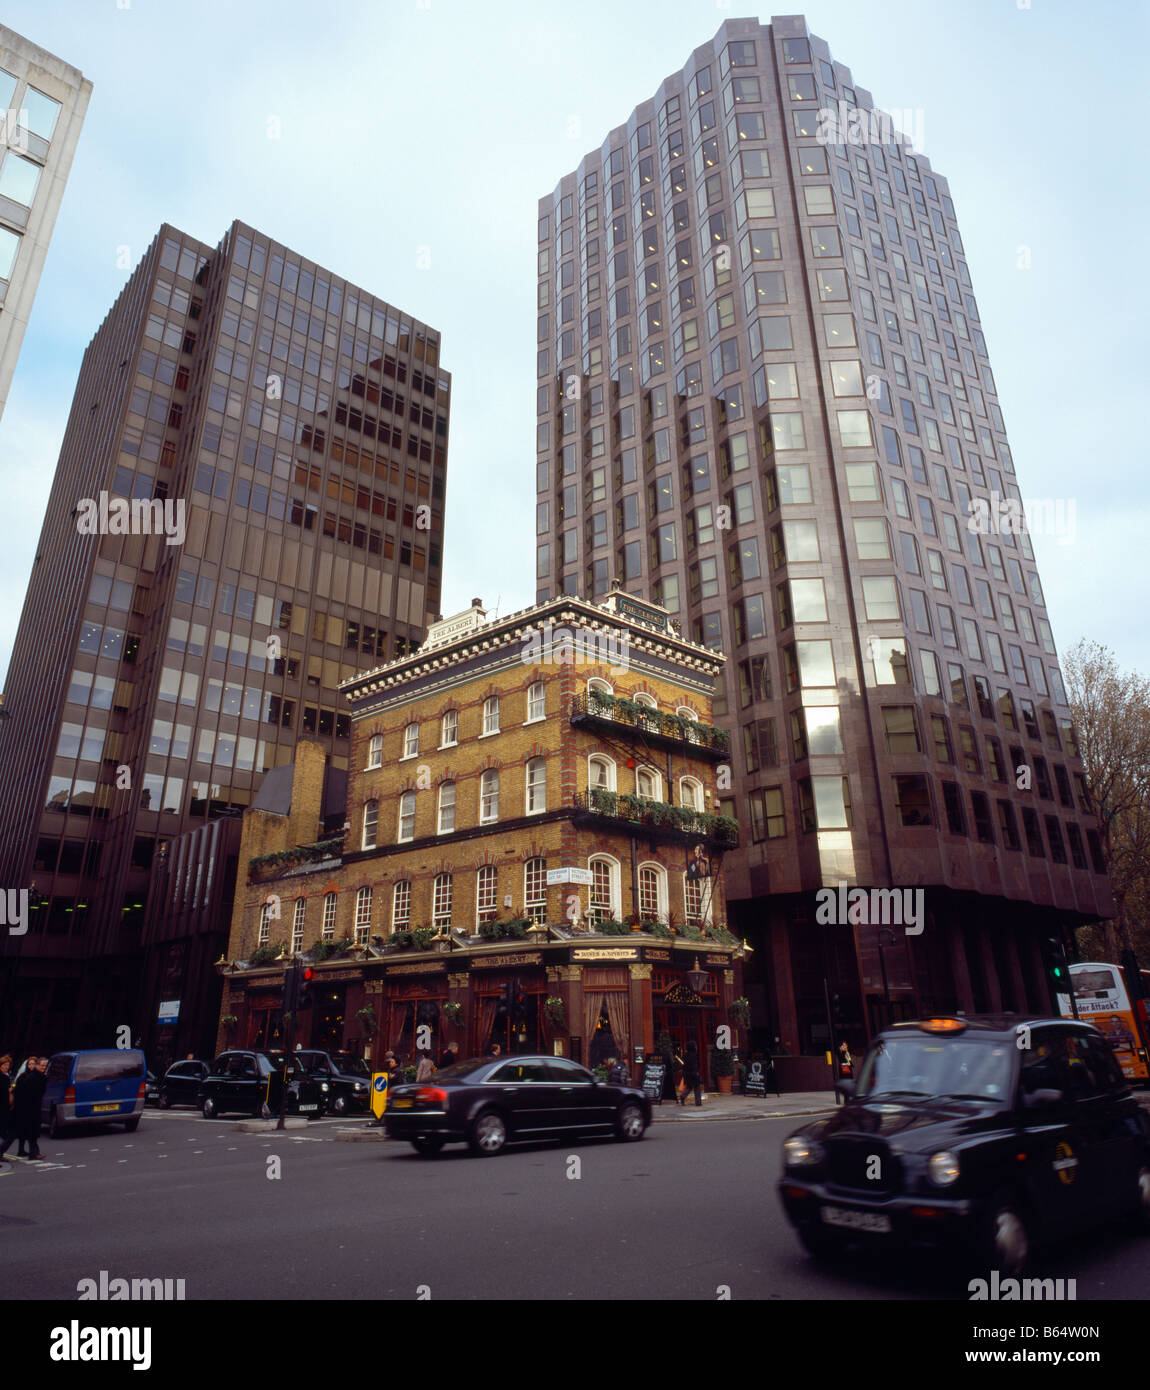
top-left (633, 691), bottom-right (658, 730)
top-left (362, 798), bottom-right (379, 850)
top-left (367, 733), bottom-right (383, 769)
top-left (524, 858), bottom-right (547, 924)
top-left (402, 722), bottom-right (419, 758)
top-left (587, 678), bottom-right (612, 710)
top-left (637, 863), bottom-right (668, 922)
top-left (437, 781), bottom-right (456, 834)
top-left (635, 764), bottom-right (662, 801)
top-left (482, 695), bottom-right (500, 735)
top-left (440, 709), bottom-right (458, 747)
top-left (679, 777), bottom-right (704, 812)
top-left (291, 898), bottom-right (306, 952)
top-left (526, 757), bottom-right (547, 814)
top-left (676, 706), bottom-right (700, 743)
top-left (321, 892), bottom-right (337, 942)
top-left (588, 754), bottom-right (616, 792)
top-left (432, 873), bottom-right (453, 931)
top-left (257, 898), bottom-right (275, 945)
top-left (588, 855), bottom-right (620, 925)
top-left (526, 681), bottom-right (546, 722)
top-left (354, 886), bottom-right (373, 945)
top-left (476, 865), bottom-right (498, 924)
top-left (392, 880), bottom-right (411, 930)
top-left (479, 768), bottom-right (499, 823)
top-left (397, 791), bottom-right (416, 842)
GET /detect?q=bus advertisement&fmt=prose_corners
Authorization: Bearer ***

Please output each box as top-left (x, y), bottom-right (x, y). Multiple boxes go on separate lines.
top-left (1057, 961), bottom-right (1150, 1084)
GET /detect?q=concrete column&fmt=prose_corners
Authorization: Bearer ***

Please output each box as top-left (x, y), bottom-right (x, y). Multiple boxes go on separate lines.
top-left (947, 917), bottom-right (976, 1013)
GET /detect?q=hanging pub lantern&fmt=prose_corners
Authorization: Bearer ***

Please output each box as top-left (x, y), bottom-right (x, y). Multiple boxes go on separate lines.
top-left (686, 957), bottom-right (709, 995)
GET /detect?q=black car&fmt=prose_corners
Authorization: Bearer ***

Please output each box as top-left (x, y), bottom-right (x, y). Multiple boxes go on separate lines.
top-left (294, 1050), bottom-right (372, 1116)
top-left (778, 1015), bottom-right (1150, 1277)
top-left (144, 1071), bottom-right (161, 1107)
top-left (384, 1054), bottom-right (651, 1156)
top-left (201, 1050), bottom-right (325, 1119)
top-left (158, 1059), bottom-right (210, 1109)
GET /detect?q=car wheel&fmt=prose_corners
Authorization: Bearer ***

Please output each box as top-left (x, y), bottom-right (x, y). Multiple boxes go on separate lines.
top-left (467, 1109), bottom-right (507, 1156)
top-left (258, 1101), bottom-right (272, 1120)
top-left (412, 1136), bottom-right (445, 1157)
top-left (159, 1092), bottom-right (172, 1109)
top-left (47, 1107), bottom-right (66, 1139)
top-left (333, 1095), bottom-right (348, 1116)
top-left (615, 1102), bottom-right (647, 1141)
top-left (797, 1224), bottom-right (847, 1262)
top-left (1133, 1165), bottom-right (1150, 1232)
top-left (123, 1117), bottom-right (140, 1132)
top-left (202, 1096), bottom-right (218, 1119)
top-left (986, 1202), bottom-right (1030, 1277)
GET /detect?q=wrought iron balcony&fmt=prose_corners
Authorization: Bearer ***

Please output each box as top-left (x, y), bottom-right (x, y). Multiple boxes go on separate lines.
top-left (572, 788), bottom-right (739, 849)
top-left (570, 692), bottom-right (730, 759)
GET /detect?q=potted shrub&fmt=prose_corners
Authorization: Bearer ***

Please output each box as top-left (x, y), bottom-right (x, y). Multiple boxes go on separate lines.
top-left (712, 1045), bottom-right (735, 1094)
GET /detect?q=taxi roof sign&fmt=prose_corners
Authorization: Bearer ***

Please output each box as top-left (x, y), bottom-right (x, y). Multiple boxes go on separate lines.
top-left (918, 1017), bottom-right (967, 1034)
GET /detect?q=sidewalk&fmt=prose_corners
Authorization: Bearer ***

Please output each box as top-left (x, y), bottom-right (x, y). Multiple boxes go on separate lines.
top-left (649, 1090), bottom-right (836, 1122)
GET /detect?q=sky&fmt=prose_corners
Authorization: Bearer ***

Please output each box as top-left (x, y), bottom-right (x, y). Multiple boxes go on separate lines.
top-left (1, 0), bottom-right (1147, 688)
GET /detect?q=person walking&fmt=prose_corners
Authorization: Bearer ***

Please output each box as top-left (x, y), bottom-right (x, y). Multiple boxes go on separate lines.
top-left (0, 1055), bottom-right (13, 1167)
top-left (682, 1041), bottom-right (703, 1108)
top-left (837, 1039), bottom-right (853, 1080)
top-left (1, 1056), bottom-right (47, 1160)
top-left (415, 1052), bottom-right (435, 1083)
top-left (438, 1041), bottom-right (459, 1069)
top-left (607, 1056), bottom-right (630, 1085)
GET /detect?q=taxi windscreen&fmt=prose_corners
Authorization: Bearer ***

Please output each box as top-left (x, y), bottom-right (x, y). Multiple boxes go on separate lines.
top-left (856, 1037), bottom-right (1013, 1102)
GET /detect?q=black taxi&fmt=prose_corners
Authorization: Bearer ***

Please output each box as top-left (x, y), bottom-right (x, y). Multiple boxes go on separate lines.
top-left (778, 1015), bottom-right (1150, 1275)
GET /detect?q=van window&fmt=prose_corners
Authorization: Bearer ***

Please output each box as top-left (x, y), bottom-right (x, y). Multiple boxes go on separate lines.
top-left (75, 1051), bottom-right (144, 1083)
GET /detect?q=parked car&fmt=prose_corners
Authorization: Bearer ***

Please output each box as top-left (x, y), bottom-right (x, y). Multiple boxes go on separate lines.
top-left (384, 1054), bottom-right (651, 1156)
top-left (294, 1050), bottom-right (372, 1115)
top-left (41, 1049), bottom-right (148, 1137)
top-left (145, 1071), bottom-right (161, 1106)
top-left (200, 1050), bottom-right (324, 1119)
top-left (159, 1059), bottom-right (210, 1109)
top-left (778, 1014), bottom-right (1150, 1278)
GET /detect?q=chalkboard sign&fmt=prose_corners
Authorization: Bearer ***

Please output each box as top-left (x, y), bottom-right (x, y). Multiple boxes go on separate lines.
top-left (641, 1060), bottom-right (666, 1105)
top-left (745, 1059), bottom-right (770, 1098)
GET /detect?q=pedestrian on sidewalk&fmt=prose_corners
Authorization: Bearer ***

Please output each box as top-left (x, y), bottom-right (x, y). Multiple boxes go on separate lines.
top-left (1, 1056), bottom-right (47, 1161)
top-left (837, 1040), bottom-right (853, 1079)
top-left (0, 1054), bottom-right (13, 1165)
top-left (415, 1051), bottom-right (435, 1083)
top-left (682, 1041), bottom-right (703, 1108)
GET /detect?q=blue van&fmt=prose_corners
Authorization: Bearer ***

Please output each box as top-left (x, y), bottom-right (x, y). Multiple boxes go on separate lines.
top-left (42, 1049), bottom-right (147, 1137)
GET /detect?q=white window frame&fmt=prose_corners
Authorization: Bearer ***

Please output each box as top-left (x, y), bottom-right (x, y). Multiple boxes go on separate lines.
top-left (524, 857), bottom-right (547, 924)
top-left (437, 781), bottom-right (456, 834)
top-left (354, 886), bottom-right (372, 945)
top-left (440, 709), bottom-right (458, 747)
top-left (482, 695), bottom-right (500, 736)
top-left (526, 757), bottom-right (547, 814)
top-left (588, 855), bottom-right (621, 925)
top-left (683, 872), bottom-right (713, 924)
top-left (291, 897), bottom-right (306, 954)
top-left (362, 798), bottom-right (379, 850)
top-left (432, 873), bottom-right (453, 931)
top-left (637, 862), bottom-right (668, 921)
top-left (398, 791), bottom-right (416, 843)
top-left (366, 733), bottom-right (383, 769)
top-left (258, 899), bottom-right (275, 945)
top-left (392, 880), bottom-right (411, 931)
top-left (679, 776), bottom-right (704, 812)
top-left (479, 768), bottom-right (499, 823)
top-left (588, 754), bottom-right (617, 792)
top-left (675, 706), bottom-right (700, 743)
top-left (402, 722), bottom-right (419, 759)
top-left (476, 865), bottom-right (498, 924)
top-left (321, 892), bottom-right (337, 942)
top-left (526, 681), bottom-right (546, 723)
top-left (635, 764), bottom-right (663, 801)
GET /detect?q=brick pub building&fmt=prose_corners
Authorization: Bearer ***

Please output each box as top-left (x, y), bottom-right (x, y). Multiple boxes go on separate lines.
top-left (218, 593), bottom-right (746, 1084)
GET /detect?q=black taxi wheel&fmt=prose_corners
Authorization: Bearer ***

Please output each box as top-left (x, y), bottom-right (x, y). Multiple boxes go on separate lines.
top-left (615, 1102), bottom-right (646, 1141)
top-left (412, 1136), bottom-right (445, 1157)
top-left (202, 1096), bottom-right (218, 1119)
top-left (1133, 1166), bottom-right (1150, 1231)
top-left (332, 1095), bottom-right (348, 1116)
top-left (467, 1109), bottom-right (507, 1156)
top-left (986, 1203), bottom-right (1030, 1277)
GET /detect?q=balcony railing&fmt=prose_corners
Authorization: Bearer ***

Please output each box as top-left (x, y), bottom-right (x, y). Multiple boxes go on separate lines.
top-left (572, 789), bottom-right (739, 849)
top-left (570, 692), bottom-right (730, 757)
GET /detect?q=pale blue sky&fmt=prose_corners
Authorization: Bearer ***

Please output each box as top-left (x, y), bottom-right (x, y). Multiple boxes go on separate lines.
top-left (1, 0), bottom-right (1146, 687)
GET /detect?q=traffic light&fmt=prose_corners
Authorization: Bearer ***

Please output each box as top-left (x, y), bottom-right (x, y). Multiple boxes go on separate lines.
top-left (283, 961), bottom-right (300, 1013)
top-left (298, 965), bottom-right (316, 1010)
top-left (495, 981), bottom-right (511, 1020)
top-left (1044, 935), bottom-right (1068, 984)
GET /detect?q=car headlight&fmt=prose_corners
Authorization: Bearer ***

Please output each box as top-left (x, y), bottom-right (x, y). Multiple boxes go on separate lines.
top-left (928, 1150), bottom-right (960, 1187)
top-left (355, 1083), bottom-right (365, 1091)
top-left (321, 1082), bottom-right (330, 1092)
top-left (783, 1136), bottom-right (824, 1167)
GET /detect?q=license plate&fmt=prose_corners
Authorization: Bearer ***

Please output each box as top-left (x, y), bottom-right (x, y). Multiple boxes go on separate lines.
top-left (299, 1104), bottom-right (317, 1112)
top-left (821, 1205), bottom-right (891, 1233)
top-left (92, 1103), bottom-right (121, 1113)
top-left (392, 1098), bottom-right (412, 1109)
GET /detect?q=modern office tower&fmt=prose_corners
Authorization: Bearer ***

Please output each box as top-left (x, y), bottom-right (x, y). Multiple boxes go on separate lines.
top-left (535, 15), bottom-right (1111, 1054)
top-left (0, 25), bottom-right (91, 422)
top-left (0, 221), bottom-right (450, 1055)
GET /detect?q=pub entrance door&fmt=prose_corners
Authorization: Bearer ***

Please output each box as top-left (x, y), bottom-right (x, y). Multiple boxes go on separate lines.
top-left (654, 1007), bottom-right (712, 1085)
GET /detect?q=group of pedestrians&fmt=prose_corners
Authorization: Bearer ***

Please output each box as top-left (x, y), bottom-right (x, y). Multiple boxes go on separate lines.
top-left (0, 1053), bottom-right (48, 1167)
